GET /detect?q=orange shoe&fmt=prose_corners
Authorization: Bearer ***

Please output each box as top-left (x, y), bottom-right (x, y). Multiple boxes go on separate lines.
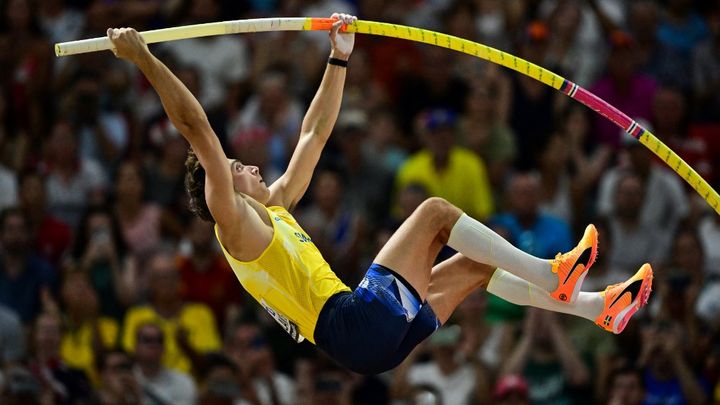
top-left (549, 224), bottom-right (598, 303)
top-left (595, 264), bottom-right (653, 334)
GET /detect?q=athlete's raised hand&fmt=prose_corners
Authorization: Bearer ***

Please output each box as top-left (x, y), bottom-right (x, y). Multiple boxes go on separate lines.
top-left (329, 13), bottom-right (356, 60)
top-left (107, 27), bottom-right (150, 63)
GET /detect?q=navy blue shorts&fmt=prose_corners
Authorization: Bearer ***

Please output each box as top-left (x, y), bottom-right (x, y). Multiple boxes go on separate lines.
top-left (314, 263), bottom-right (441, 375)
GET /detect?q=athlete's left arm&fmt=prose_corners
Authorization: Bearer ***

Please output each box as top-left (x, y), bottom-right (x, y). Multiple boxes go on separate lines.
top-left (268, 13), bottom-right (355, 210)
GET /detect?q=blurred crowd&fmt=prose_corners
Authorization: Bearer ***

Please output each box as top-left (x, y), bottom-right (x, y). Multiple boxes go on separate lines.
top-left (0, 0), bottom-right (719, 404)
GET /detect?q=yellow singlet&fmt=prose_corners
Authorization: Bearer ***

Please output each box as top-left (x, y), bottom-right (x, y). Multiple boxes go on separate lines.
top-left (215, 205), bottom-right (351, 344)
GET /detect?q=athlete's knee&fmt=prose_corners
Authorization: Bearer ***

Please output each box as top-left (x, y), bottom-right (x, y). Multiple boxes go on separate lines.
top-left (416, 197), bottom-right (462, 233)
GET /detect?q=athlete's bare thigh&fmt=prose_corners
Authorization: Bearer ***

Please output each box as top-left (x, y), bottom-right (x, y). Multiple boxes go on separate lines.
top-left (426, 254), bottom-right (495, 324)
top-left (373, 197), bottom-right (462, 299)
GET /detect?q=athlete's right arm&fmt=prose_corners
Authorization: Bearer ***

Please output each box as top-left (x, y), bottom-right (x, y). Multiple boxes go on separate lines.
top-left (107, 28), bottom-right (249, 231)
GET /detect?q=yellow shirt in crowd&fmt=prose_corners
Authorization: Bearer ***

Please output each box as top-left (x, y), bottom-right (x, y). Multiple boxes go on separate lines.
top-left (61, 317), bottom-right (119, 385)
top-left (121, 303), bottom-right (221, 373)
top-left (396, 146), bottom-right (494, 220)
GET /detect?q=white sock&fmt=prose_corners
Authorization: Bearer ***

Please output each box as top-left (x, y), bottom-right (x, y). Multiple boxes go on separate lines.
top-left (486, 269), bottom-right (603, 322)
top-left (447, 214), bottom-right (557, 292)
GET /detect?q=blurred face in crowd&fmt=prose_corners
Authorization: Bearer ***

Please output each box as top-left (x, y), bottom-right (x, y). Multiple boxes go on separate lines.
top-left (550, 1), bottom-right (581, 40)
top-left (312, 170), bottom-right (342, 214)
top-left (258, 72), bottom-right (288, 121)
top-left (100, 351), bottom-right (135, 395)
top-left (189, 0), bottom-right (220, 23)
top-left (6, 0), bottom-right (31, 32)
top-left (423, 126), bottom-right (455, 163)
top-left (629, 1), bottom-right (660, 42)
top-left (1, 211), bottom-right (28, 254)
top-left (34, 312), bottom-right (62, 357)
top-left (652, 88), bottom-right (686, 134)
top-left (188, 216), bottom-right (214, 252)
top-left (539, 134), bottom-right (569, 174)
top-left (672, 231), bottom-right (703, 273)
top-left (466, 85), bottom-right (494, 120)
top-left (148, 253), bottom-right (180, 304)
top-left (563, 105), bottom-right (590, 143)
top-left (49, 121), bottom-right (79, 163)
top-left (609, 371), bottom-right (645, 405)
top-left (607, 46), bottom-right (637, 83)
top-left (61, 272), bottom-right (99, 318)
top-left (227, 323), bottom-right (262, 355)
top-left (135, 324), bottom-right (164, 366)
top-left (87, 211), bottom-right (113, 242)
top-left (74, 78), bottom-right (101, 125)
top-left (507, 173), bottom-right (541, 220)
top-left (115, 162), bottom-right (144, 203)
top-left (614, 174), bottom-right (644, 220)
top-left (19, 173), bottom-right (46, 210)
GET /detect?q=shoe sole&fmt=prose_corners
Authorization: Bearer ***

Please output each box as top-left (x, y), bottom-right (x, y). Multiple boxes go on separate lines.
top-left (568, 225), bottom-right (599, 303)
top-left (612, 266), bottom-right (653, 334)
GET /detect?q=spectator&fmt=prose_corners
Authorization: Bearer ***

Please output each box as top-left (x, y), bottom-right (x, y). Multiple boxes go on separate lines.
top-left (557, 104), bottom-right (612, 230)
top-left (656, 0), bottom-right (710, 90)
top-left (177, 215), bottom-right (244, 328)
top-left (67, 73), bottom-right (130, 176)
top-left (333, 108), bottom-right (394, 227)
top-left (18, 170), bottom-right (71, 267)
top-left (197, 352), bottom-right (251, 405)
top-left (494, 374), bottom-right (530, 405)
top-left (161, 0), bottom-right (249, 112)
top-left (122, 249), bottom-right (222, 374)
top-left (508, 22), bottom-right (561, 169)
top-left (590, 32), bottom-right (657, 149)
top-left (96, 349), bottom-right (143, 405)
top-left (651, 86), bottom-right (713, 183)
top-left (604, 171), bottom-right (672, 274)
top-left (490, 171), bottom-right (573, 259)
top-left (396, 108), bottom-right (494, 220)
top-left (43, 120), bottom-right (107, 229)
top-left (227, 67), bottom-right (303, 184)
top-left (0, 0), bottom-right (53, 140)
top-left (59, 270), bottom-right (119, 385)
top-left (28, 311), bottom-right (94, 404)
top-left (395, 45), bottom-right (469, 133)
top-left (487, 171), bottom-right (572, 322)
top-left (73, 205), bottom-right (136, 319)
top-left (0, 365), bottom-right (50, 404)
top-left (0, 303), bottom-right (24, 365)
top-left (250, 335), bottom-right (296, 405)
top-left (597, 129), bottom-right (689, 237)
top-left (502, 309), bottom-right (590, 404)
top-left (143, 124), bottom-right (189, 210)
top-left (361, 107), bottom-right (407, 175)
top-left (650, 228), bottom-right (705, 328)
top-left (298, 167), bottom-right (365, 287)
top-left (0, 145), bottom-right (17, 211)
top-left (692, 9), bottom-right (720, 122)
top-left (638, 321), bottom-right (709, 404)
top-left (0, 207), bottom-right (55, 324)
top-left (458, 81), bottom-right (516, 198)
top-left (37, 0), bottom-right (85, 45)
top-left (113, 161), bottom-right (169, 261)
top-left (392, 325), bottom-right (485, 404)
top-left (132, 322), bottom-right (197, 405)
top-left (606, 366), bottom-right (645, 405)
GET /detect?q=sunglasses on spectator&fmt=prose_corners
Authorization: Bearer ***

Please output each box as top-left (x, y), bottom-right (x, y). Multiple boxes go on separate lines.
top-left (108, 361), bottom-right (133, 372)
top-left (138, 334), bottom-right (164, 345)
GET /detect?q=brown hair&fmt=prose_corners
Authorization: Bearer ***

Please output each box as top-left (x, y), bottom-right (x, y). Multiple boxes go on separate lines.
top-left (185, 149), bottom-right (214, 222)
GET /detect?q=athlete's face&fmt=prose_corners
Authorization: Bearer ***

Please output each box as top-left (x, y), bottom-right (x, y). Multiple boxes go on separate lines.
top-left (228, 159), bottom-right (270, 204)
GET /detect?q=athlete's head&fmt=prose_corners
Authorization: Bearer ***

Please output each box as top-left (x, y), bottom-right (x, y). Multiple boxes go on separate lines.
top-left (185, 149), bottom-right (270, 222)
